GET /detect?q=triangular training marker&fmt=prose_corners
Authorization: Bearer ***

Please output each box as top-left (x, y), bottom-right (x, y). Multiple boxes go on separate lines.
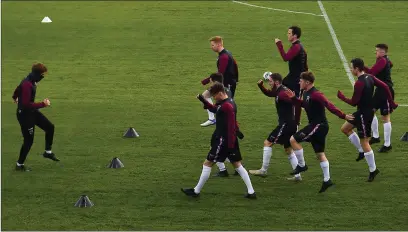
top-left (74, 195), bottom-right (94, 208)
top-left (108, 157), bottom-right (124, 168)
top-left (123, 127), bottom-right (139, 138)
top-left (400, 132), bottom-right (408, 142)
top-left (41, 16), bottom-right (52, 23)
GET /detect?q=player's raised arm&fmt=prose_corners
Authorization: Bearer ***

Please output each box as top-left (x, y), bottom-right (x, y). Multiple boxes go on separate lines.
top-left (197, 94), bottom-right (217, 112)
top-left (257, 79), bottom-right (277, 97)
top-left (275, 40), bottom-right (301, 62)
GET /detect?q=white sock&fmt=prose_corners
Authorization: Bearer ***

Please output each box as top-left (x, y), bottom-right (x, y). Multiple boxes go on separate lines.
top-left (216, 162), bottom-right (226, 172)
top-left (288, 153), bottom-right (301, 178)
top-left (348, 132), bottom-right (363, 153)
top-left (384, 122), bottom-right (392, 147)
top-left (16, 162), bottom-right (24, 166)
top-left (372, 115), bottom-right (379, 138)
top-left (206, 98), bottom-right (215, 120)
top-left (236, 165), bottom-right (255, 194)
top-left (320, 161), bottom-right (330, 182)
top-left (194, 165), bottom-right (212, 194)
top-left (261, 147), bottom-right (272, 171)
top-left (294, 149), bottom-right (305, 167)
top-left (364, 150), bottom-right (377, 172)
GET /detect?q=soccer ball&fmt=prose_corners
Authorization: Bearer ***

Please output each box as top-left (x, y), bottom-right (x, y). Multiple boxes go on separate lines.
top-left (263, 71), bottom-right (272, 81)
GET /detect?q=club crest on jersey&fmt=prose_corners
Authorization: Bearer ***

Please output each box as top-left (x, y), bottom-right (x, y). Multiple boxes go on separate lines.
top-left (306, 96), bottom-right (310, 103)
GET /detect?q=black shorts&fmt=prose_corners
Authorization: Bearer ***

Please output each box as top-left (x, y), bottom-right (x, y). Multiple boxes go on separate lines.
top-left (373, 87), bottom-right (395, 116)
top-left (267, 123), bottom-right (297, 148)
top-left (293, 123), bottom-right (329, 153)
top-left (347, 110), bottom-right (374, 139)
top-left (207, 135), bottom-right (242, 163)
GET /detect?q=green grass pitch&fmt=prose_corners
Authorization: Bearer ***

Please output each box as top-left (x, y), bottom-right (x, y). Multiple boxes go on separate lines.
top-left (2, 1), bottom-right (408, 230)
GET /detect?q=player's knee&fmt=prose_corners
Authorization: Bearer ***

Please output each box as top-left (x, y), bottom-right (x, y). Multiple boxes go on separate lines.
top-left (340, 124), bottom-right (350, 135)
top-left (381, 115), bottom-right (390, 123)
top-left (263, 140), bottom-right (272, 147)
top-left (231, 161), bottom-right (242, 169)
top-left (203, 159), bottom-right (214, 167)
top-left (315, 152), bottom-right (326, 161)
top-left (23, 136), bottom-right (34, 147)
top-left (285, 148), bottom-right (293, 155)
top-left (48, 123), bottom-right (55, 133)
top-left (290, 136), bottom-right (296, 145)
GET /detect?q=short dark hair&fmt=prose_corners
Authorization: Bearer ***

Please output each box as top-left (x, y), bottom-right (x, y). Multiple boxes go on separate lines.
top-left (376, 43), bottom-right (388, 52)
top-left (289, 26), bottom-right (301, 38)
top-left (351, 58), bottom-right (365, 71)
top-left (209, 82), bottom-right (226, 96)
top-left (300, 71), bottom-right (315, 83)
top-left (270, 73), bottom-right (283, 83)
top-left (32, 63), bottom-right (47, 74)
top-left (210, 73), bottom-right (223, 83)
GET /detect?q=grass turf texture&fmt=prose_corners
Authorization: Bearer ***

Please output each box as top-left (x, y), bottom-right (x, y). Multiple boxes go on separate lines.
top-left (2, 1), bottom-right (408, 230)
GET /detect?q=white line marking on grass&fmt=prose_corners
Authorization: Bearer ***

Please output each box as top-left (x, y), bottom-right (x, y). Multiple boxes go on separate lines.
top-left (318, 1), bottom-right (407, 107)
top-left (317, 1), bottom-right (354, 87)
top-left (233, 1), bottom-right (324, 17)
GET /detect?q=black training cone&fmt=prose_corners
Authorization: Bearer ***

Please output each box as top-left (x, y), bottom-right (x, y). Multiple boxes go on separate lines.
top-left (123, 127), bottom-right (139, 138)
top-left (401, 132), bottom-right (408, 141)
top-left (74, 195), bottom-right (94, 208)
top-left (108, 157), bottom-right (124, 168)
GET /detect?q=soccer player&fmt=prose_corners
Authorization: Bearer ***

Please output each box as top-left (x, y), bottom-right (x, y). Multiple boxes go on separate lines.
top-left (285, 71), bottom-right (352, 193)
top-left (338, 58), bottom-right (397, 181)
top-left (182, 83), bottom-right (256, 199)
top-left (275, 26), bottom-right (308, 126)
top-left (12, 63), bottom-right (59, 171)
top-left (200, 36), bottom-right (239, 127)
top-left (364, 44), bottom-right (394, 152)
top-left (204, 73), bottom-right (243, 177)
top-left (248, 73), bottom-right (301, 181)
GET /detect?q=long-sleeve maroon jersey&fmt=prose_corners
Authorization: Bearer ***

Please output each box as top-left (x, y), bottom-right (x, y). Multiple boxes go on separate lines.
top-left (337, 74), bottom-right (397, 111)
top-left (364, 56), bottom-right (393, 87)
top-left (201, 49), bottom-right (239, 86)
top-left (276, 40), bottom-right (308, 83)
top-left (13, 76), bottom-right (46, 110)
top-left (258, 83), bottom-right (295, 124)
top-left (291, 87), bottom-right (345, 124)
top-left (201, 98), bottom-right (237, 149)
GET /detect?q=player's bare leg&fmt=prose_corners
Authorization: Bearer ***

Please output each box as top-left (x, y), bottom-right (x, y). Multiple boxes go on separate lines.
top-left (341, 121), bottom-right (365, 162)
top-left (316, 152), bottom-right (334, 193)
top-left (200, 90), bottom-right (216, 127)
top-left (378, 114), bottom-right (392, 152)
top-left (289, 136), bottom-right (308, 175)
